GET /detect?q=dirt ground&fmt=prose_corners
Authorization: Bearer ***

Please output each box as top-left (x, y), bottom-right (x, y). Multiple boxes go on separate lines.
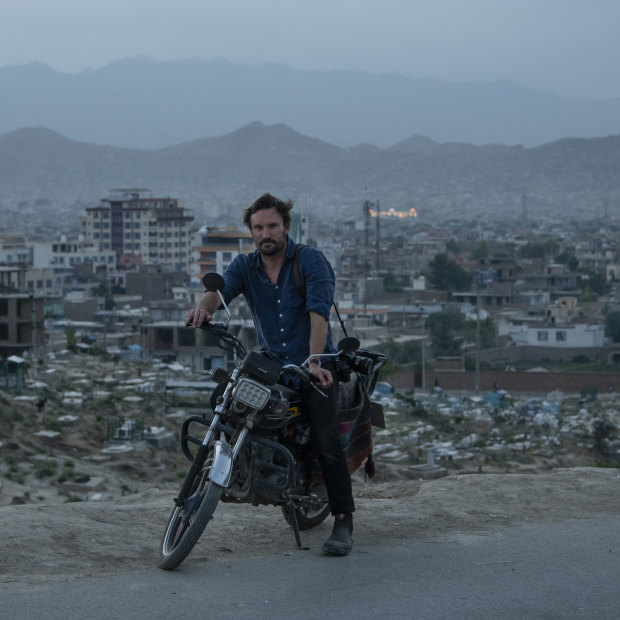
top-left (1, 466), bottom-right (619, 590)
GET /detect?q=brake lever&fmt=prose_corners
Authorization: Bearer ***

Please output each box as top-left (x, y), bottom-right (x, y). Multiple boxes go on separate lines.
top-left (283, 364), bottom-right (328, 399)
top-left (302, 367), bottom-right (328, 399)
top-left (308, 379), bottom-right (328, 399)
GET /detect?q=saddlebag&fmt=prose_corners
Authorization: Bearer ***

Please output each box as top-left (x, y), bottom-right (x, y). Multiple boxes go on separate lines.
top-left (337, 373), bottom-right (380, 475)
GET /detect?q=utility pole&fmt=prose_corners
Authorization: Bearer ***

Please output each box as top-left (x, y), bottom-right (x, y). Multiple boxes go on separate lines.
top-left (363, 199), bottom-right (372, 316)
top-left (475, 274), bottom-right (481, 395)
top-left (30, 294), bottom-right (37, 364)
top-left (421, 336), bottom-right (426, 391)
top-left (375, 200), bottom-right (380, 271)
top-left (475, 267), bottom-right (495, 394)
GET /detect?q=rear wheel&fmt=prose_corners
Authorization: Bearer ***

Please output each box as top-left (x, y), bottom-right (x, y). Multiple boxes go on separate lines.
top-left (158, 455), bottom-right (223, 570)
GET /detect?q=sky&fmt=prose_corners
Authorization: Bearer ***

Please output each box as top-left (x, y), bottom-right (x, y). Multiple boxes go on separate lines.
top-left (2, 0), bottom-right (620, 99)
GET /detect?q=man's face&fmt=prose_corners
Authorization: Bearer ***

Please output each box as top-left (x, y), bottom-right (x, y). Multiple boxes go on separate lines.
top-left (250, 207), bottom-right (289, 257)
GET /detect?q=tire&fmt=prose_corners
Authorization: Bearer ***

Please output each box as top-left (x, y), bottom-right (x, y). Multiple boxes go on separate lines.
top-left (158, 462), bottom-right (223, 570)
top-left (282, 483), bottom-right (330, 531)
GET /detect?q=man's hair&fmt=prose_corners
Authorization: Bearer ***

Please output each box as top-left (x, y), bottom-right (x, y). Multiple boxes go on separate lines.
top-left (243, 193), bottom-right (293, 230)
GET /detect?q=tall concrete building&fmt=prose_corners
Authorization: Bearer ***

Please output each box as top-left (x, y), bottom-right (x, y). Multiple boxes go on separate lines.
top-left (0, 269), bottom-right (45, 358)
top-left (81, 189), bottom-right (194, 274)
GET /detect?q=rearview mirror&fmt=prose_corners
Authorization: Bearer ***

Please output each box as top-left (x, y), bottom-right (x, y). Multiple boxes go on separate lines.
top-left (202, 272), bottom-right (225, 292)
top-left (201, 272), bottom-right (230, 329)
top-left (337, 337), bottom-right (360, 355)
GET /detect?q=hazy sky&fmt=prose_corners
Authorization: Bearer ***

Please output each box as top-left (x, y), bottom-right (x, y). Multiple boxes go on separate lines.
top-left (3, 0), bottom-right (620, 99)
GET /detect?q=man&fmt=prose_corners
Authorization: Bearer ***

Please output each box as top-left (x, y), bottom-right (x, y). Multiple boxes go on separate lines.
top-left (186, 193), bottom-right (354, 555)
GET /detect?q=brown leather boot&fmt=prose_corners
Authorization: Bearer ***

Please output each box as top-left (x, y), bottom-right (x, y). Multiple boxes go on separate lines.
top-left (322, 513), bottom-right (353, 555)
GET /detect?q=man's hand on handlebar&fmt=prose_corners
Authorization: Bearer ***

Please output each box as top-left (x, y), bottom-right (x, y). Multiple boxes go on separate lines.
top-left (185, 307), bottom-right (213, 328)
top-left (308, 363), bottom-right (333, 389)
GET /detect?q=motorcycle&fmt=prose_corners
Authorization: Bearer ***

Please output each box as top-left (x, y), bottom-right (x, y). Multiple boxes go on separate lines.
top-left (158, 273), bottom-right (386, 570)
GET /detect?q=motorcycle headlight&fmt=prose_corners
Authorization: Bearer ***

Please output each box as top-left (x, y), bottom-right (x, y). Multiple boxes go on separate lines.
top-left (232, 377), bottom-right (271, 410)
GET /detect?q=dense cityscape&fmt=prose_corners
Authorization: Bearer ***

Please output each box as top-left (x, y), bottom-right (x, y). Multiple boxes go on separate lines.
top-left (2, 183), bottom-right (620, 508)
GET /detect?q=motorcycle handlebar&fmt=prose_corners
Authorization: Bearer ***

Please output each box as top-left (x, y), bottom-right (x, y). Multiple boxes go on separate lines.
top-left (186, 321), bottom-right (247, 359)
top-left (186, 321), bottom-right (226, 330)
top-left (186, 321), bottom-right (234, 339)
top-left (187, 321), bottom-right (327, 398)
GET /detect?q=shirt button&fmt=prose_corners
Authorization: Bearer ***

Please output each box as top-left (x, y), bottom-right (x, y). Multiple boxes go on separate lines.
top-left (279, 313), bottom-right (283, 317)
top-left (280, 328), bottom-right (284, 332)
top-left (282, 343), bottom-right (287, 347)
top-left (277, 299), bottom-right (281, 304)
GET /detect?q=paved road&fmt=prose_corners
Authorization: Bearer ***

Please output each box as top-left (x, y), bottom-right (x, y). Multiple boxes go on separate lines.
top-left (2, 518), bottom-right (618, 619)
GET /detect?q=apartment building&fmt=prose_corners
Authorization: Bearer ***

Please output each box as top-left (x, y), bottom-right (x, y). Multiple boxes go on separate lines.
top-left (28, 236), bottom-right (115, 296)
top-left (32, 236), bottom-right (116, 271)
top-left (0, 292), bottom-right (45, 358)
top-left (81, 189), bottom-right (194, 274)
top-left (497, 319), bottom-right (605, 348)
top-left (195, 226), bottom-right (254, 280)
top-left (0, 235), bottom-right (31, 266)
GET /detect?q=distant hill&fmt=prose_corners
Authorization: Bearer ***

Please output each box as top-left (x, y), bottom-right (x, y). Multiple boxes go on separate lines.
top-left (1, 57), bottom-right (620, 149)
top-left (2, 124), bottom-right (620, 223)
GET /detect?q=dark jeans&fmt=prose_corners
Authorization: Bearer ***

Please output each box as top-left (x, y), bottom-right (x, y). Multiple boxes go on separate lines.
top-left (302, 361), bottom-right (355, 516)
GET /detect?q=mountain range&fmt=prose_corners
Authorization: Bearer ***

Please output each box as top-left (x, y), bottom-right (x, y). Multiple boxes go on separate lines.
top-left (2, 56), bottom-right (620, 149)
top-left (2, 124), bottom-right (620, 224)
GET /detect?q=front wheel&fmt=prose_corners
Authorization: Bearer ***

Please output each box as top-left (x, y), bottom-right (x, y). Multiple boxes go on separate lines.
top-left (158, 462), bottom-right (223, 570)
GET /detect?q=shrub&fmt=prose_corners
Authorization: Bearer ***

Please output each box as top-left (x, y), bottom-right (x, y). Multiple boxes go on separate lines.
top-left (35, 460), bottom-right (58, 479)
top-left (571, 354), bottom-right (590, 363)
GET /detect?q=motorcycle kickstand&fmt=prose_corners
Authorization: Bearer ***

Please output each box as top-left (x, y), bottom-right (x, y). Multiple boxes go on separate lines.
top-left (285, 500), bottom-right (309, 551)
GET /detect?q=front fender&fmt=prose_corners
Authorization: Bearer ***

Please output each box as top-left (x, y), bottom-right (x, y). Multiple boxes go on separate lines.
top-left (210, 440), bottom-right (233, 487)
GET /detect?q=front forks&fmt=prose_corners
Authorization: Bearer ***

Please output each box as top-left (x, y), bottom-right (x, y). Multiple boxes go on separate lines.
top-left (209, 426), bottom-right (251, 486)
top-left (175, 412), bottom-right (251, 507)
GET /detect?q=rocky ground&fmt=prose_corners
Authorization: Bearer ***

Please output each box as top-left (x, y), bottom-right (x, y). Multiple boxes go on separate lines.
top-left (1, 468), bottom-right (619, 590)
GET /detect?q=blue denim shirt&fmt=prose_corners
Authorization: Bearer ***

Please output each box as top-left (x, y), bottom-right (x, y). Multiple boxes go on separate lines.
top-left (221, 237), bottom-right (337, 365)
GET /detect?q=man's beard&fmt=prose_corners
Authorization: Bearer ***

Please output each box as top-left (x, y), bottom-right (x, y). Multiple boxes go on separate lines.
top-left (258, 237), bottom-right (286, 256)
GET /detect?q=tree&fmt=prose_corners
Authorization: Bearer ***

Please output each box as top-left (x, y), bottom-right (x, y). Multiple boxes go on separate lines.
top-left (425, 308), bottom-right (466, 357)
top-left (382, 271), bottom-right (403, 293)
top-left (555, 250), bottom-right (579, 272)
top-left (520, 240), bottom-right (558, 259)
top-left (372, 338), bottom-right (422, 381)
top-left (471, 241), bottom-right (489, 260)
top-left (592, 418), bottom-right (615, 457)
top-left (445, 239), bottom-right (460, 254)
top-left (579, 271), bottom-right (611, 297)
top-left (65, 326), bottom-right (77, 353)
top-left (463, 317), bottom-right (496, 349)
top-left (389, 235), bottom-right (405, 251)
top-left (374, 338), bottom-right (421, 366)
top-left (92, 281), bottom-right (109, 297)
top-left (427, 254), bottom-right (473, 291)
top-left (519, 243), bottom-right (546, 259)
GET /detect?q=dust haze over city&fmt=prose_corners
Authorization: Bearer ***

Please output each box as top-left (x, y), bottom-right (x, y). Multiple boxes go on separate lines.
top-left (2, 0), bottom-right (620, 609)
